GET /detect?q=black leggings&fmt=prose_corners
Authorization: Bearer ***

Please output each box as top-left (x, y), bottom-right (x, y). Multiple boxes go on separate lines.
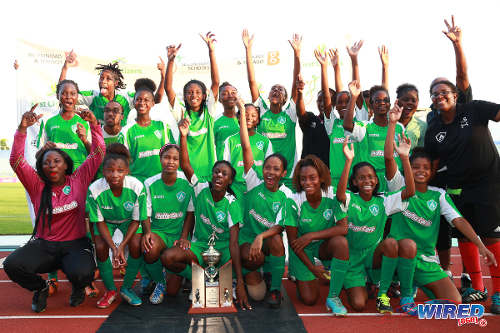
top-left (4, 237), bottom-right (96, 291)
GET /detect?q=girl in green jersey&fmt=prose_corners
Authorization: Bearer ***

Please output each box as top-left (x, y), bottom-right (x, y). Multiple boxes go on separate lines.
top-left (236, 98), bottom-right (289, 308)
top-left (337, 122), bottom-right (415, 314)
top-left (161, 117), bottom-right (251, 310)
top-left (88, 144), bottom-right (148, 308)
top-left (285, 155), bottom-right (350, 315)
top-left (164, 32), bottom-right (220, 182)
top-left (141, 143), bottom-right (195, 304)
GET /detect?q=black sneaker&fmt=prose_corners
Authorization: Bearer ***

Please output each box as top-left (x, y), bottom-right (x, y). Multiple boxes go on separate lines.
top-left (69, 287), bottom-right (86, 307)
top-left (32, 282), bottom-right (49, 313)
top-left (462, 287), bottom-right (488, 303)
top-left (387, 281), bottom-right (401, 298)
top-left (460, 273), bottom-right (472, 293)
top-left (265, 289), bottom-right (282, 308)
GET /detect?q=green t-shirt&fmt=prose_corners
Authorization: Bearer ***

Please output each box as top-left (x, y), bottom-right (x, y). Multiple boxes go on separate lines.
top-left (170, 92), bottom-right (217, 182)
top-left (38, 113), bottom-right (90, 169)
top-left (404, 116), bottom-right (427, 150)
top-left (239, 168), bottom-right (293, 240)
top-left (123, 120), bottom-right (175, 182)
top-left (87, 175), bottom-right (147, 224)
top-left (190, 175), bottom-right (243, 246)
top-left (214, 115), bottom-right (239, 161)
top-left (144, 171), bottom-right (195, 236)
top-left (94, 127), bottom-right (125, 180)
top-left (343, 190), bottom-right (407, 251)
top-left (79, 90), bottom-right (135, 127)
top-left (284, 187), bottom-right (346, 250)
top-left (387, 171), bottom-right (461, 257)
top-left (256, 96), bottom-right (297, 180)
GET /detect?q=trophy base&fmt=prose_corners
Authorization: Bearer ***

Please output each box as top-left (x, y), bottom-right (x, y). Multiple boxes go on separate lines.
top-left (188, 304), bottom-right (238, 314)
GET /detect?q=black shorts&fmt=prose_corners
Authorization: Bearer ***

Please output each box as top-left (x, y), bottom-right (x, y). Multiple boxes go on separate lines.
top-left (450, 181), bottom-right (500, 238)
top-left (436, 216), bottom-right (452, 251)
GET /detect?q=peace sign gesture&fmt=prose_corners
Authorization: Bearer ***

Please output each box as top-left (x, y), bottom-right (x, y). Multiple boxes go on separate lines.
top-left (200, 31), bottom-right (217, 52)
top-left (19, 104), bottom-right (43, 132)
top-left (443, 15), bottom-right (462, 44)
top-left (166, 44), bottom-right (182, 62)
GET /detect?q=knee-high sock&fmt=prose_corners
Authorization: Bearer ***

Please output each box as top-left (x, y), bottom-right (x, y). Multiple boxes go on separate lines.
top-left (263, 256), bottom-right (271, 274)
top-left (486, 242), bottom-right (500, 293)
top-left (139, 264), bottom-right (150, 281)
top-left (397, 257), bottom-right (416, 298)
top-left (268, 254), bottom-right (285, 291)
top-left (122, 256), bottom-right (142, 289)
top-left (378, 256), bottom-right (399, 297)
top-left (97, 258), bottom-right (116, 291)
top-left (458, 241), bottom-right (484, 291)
top-left (328, 257), bottom-right (348, 298)
top-left (147, 260), bottom-right (165, 284)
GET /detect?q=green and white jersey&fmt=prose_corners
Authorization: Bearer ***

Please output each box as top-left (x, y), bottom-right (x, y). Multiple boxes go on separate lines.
top-left (78, 90), bottom-right (135, 127)
top-left (223, 132), bottom-right (273, 190)
top-left (214, 115), bottom-right (239, 161)
top-left (190, 174), bottom-right (243, 246)
top-left (38, 113), bottom-right (90, 169)
top-left (87, 175), bottom-right (147, 224)
top-left (239, 168), bottom-right (292, 239)
top-left (350, 120), bottom-right (405, 172)
top-left (343, 190), bottom-right (408, 251)
top-left (284, 187), bottom-right (346, 250)
top-left (170, 92), bottom-right (217, 182)
top-left (387, 171), bottom-right (461, 257)
top-left (144, 171), bottom-right (195, 236)
top-left (404, 116), bottom-right (428, 150)
top-left (94, 127), bottom-right (125, 180)
top-left (256, 96), bottom-right (298, 179)
top-left (122, 120), bottom-right (176, 183)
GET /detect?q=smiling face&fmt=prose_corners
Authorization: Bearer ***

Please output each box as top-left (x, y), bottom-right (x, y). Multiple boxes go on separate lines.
top-left (352, 165), bottom-right (378, 198)
top-left (99, 70), bottom-right (118, 96)
top-left (185, 83), bottom-right (205, 111)
top-left (219, 85), bottom-right (237, 109)
top-left (42, 151), bottom-right (68, 186)
top-left (103, 101), bottom-right (123, 127)
top-left (160, 147), bottom-right (180, 175)
top-left (411, 157), bottom-right (432, 185)
top-left (268, 84), bottom-right (287, 106)
top-left (58, 83), bottom-right (78, 112)
top-left (134, 90), bottom-right (154, 116)
top-left (245, 105), bottom-right (260, 129)
top-left (370, 90), bottom-right (391, 117)
top-left (431, 83), bottom-right (457, 112)
top-left (102, 158), bottom-right (128, 189)
top-left (398, 90), bottom-right (419, 123)
top-left (335, 92), bottom-right (350, 118)
top-left (299, 165), bottom-right (322, 196)
top-left (211, 163), bottom-right (233, 193)
top-left (262, 156), bottom-right (286, 191)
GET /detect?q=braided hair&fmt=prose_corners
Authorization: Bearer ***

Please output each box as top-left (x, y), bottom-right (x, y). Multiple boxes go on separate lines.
top-left (95, 63), bottom-right (126, 90)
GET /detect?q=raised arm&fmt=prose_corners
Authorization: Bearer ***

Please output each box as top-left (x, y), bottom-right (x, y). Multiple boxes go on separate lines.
top-left (178, 117), bottom-right (194, 182)
top-left (154, 56), bottom-right (166, 104)
top-left (347, 40), bottom-right (364, 109)
top-left (328, 48), bottom-right (343, 92)
top-left (315, 49), bottom-right (332, 118)
top-left (396, 132), bottom-right (415, 200)
top-left (336, 137), bottom-right (355, 204)
top-left (238, 98), bottom-right (254, 173)
top-left (343, 80), bottom-right (361, 132)
top-left (200, 32), bottom-right (220, 100)
top-left (288, 34), bottom-right (302, 102)
top-left (384, 103), bottom-right (402, 181)
top-left (164, 44), bottom-right (182, 107)
top-left (242, 29), bottom-right (259, 103)
top-left (75, 109), bottom-right (105, 181)
top-left (378, 45), bottom-right (389, 90)
top-left (295, 74), bottom-right (306, 119)
top-left (58, 50), bottom-right (76, 83)
top-left (443, 15), bottom-right (469, 92)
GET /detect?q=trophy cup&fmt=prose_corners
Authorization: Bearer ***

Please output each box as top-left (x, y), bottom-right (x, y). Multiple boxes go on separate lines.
top-left (189, 232), bottom-right (237, 314)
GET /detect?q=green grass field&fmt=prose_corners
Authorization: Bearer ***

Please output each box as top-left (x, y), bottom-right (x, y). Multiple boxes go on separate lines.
top-left (0, 183), bottom-right (32, 235)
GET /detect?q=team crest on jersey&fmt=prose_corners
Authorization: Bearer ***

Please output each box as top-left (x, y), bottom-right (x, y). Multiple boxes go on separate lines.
top-left (62, 185), bottom-right (71, 195)
top-left (256, 141), bottom-right (264, 151)
top-left (277, 116), bottom-right (286, 125)
top-left (154, 130), bottom-right (162, 139)
top-left (71, 124), bottom-right (78, 132)
top-left (176, 191), bottom-right (186, 202)
top-left (427, 199), bottom-right (438, 211)
top-left (216, 211), bottom-right (226, 223)
top-left (123, 201), bottom-right (134, 212)
top-left (323, 209), bottom-right (333, 220)
top-left (272, 202), bottom-right (281, 213)
top-left (369, 204), bottom-right (379, 216)
top-left (435, 132), bottom-right (447, 143)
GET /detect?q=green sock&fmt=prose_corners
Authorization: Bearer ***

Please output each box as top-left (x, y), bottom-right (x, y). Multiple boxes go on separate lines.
top-left (48, 271), bottom-right (58, 280)
top-left (97, 258), bottom-right (116, 291)
top-left (122, 256), bottom-right (143, 289)
top-left (328, 257), bottom-right (349, 298)
top-left (397, 257), bottom-right (417, 298)
top-left (147, 261), bottom-right (165, 284)
top-left (139, 264), bottom-right (151, 281)
top-left (378, 256), bottom-right (399, 297)
top-left (268, 254), bottom-right (285, 291)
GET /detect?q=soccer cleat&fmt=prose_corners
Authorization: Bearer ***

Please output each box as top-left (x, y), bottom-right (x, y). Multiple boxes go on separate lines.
top-left (265, 290), bottom-right (282, 308)
top-left (85, 281), bottom-right (99, 298)
top-left (398, 296), bottom-right (418, 316)
top-left (376, 293), bottom-right (393, 314)
top-left (32, 282), bottom-right (49, 313)
top-left (491, 292), bottom-right (500, 314)
top-left (69, 287), bottom-right (86, 307)
top-left (326, 296), bottom-right (347, 316)
top-left (462, 287), bottom-right (488, 303)
top-left (47, 278), bottom-right (58, 297)
top-left (120, 287), bottom-right (142, 306)
top-left (149, 282), bottom-right (166, 305)
top-left (387, 281), bottom-right (401, 298)
top-left (97, 290), bottom-right (117, 309)
top-left (460, 273), bottom-right (472, 293)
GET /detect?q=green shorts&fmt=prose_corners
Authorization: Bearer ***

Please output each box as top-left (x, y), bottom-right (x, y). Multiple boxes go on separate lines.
top-left (150, 229), bottom-right (181, 249)
top-left (190, 241), bottom-right (231, 268)
top-left (288, 241), bottom-right (329, 282)
top-left (344, 244), bottom-right (379, 289)
top-left (93, 221), bottom-right (142, 237)
top-left (413, 254), bottom-right (448, 287)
